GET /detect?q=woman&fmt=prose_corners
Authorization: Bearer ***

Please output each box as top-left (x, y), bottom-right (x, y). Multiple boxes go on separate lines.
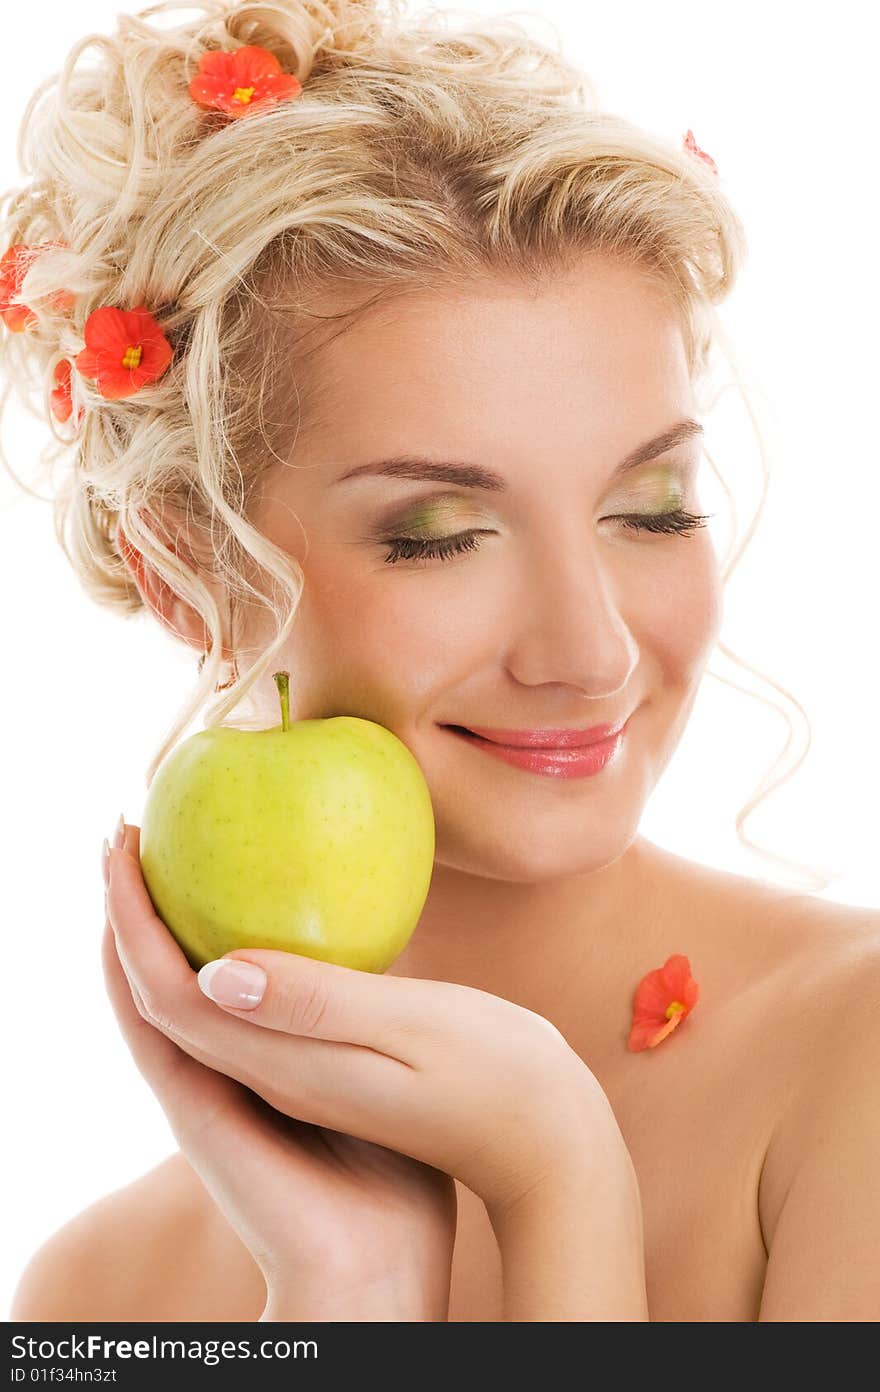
top-left (6, 0), bottom-right (879, 1322)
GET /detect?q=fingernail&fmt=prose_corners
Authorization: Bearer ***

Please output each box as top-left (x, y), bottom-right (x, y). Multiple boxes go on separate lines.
top-left (101, 837), bottom-right (110, 889)
top-left (198, 958), bottom-right (267, 1009)
top-left (112, 813), bottom-right (125, 850)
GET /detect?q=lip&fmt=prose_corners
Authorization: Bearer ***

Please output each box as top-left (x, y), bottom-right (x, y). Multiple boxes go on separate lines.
top-left (440, 719), bottom-right (630, 779)
top-left (446, 721), bottom-right (628, 748)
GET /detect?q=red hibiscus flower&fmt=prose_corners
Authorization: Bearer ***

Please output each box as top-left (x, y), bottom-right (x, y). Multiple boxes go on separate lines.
top-left (188, 44), bottom-right (303, 117)
top-left (628, 952), bottom-right (699, 1051)
top-left (683, 129), bottom-right (719, 176)
top-left (0, 241), bottom-right (75, 332)
top-left (73, 304), bottom-right (173, 401)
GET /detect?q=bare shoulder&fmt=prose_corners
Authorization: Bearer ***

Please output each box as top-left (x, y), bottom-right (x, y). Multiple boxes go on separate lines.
top-left (733, 887), bottom-right (880, 1317)
top-left (742, 885), bottom-right (880, 1253)
top-left (11, 1151), bottom-right (266, 1322)
top-left (651, 844), bottom-right (880, 1210)
top-left (653, 841), bottom-right (880, 1003)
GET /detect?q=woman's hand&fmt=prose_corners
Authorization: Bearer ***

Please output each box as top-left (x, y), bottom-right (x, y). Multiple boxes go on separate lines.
top-left (105, 819), bottom-right (639, 1312)
top-left (103, 824), bottom-right (457, 1320)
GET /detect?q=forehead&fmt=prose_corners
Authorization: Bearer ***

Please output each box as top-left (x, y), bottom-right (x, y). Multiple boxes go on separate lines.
top-left (291, 254), bottom-right (692, 463)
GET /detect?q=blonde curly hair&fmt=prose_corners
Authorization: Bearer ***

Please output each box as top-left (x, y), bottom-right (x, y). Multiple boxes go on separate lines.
top-left (0, 0), bottom-right (835, 889)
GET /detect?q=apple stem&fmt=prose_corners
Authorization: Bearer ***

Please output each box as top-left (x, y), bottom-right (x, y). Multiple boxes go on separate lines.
top-left (273, 671), bottom-right (291, 732)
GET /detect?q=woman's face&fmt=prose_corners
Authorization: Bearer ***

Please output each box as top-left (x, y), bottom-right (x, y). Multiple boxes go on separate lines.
top-left (247, 253), bottom-right (723, 882)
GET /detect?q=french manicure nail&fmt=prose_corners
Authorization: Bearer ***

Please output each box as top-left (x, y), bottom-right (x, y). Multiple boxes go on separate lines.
top-left (113, 813), bottom-right (125, 850)
top-left (198, 959), bottom-right (267, 1009)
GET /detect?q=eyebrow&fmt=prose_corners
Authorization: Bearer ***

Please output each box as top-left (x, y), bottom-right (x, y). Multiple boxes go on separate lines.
top-left (333, 418), bottom-right (704, 491)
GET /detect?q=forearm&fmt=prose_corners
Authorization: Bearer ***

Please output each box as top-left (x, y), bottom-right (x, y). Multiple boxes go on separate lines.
top-left (488, 1129), bottom-right (649, 1321)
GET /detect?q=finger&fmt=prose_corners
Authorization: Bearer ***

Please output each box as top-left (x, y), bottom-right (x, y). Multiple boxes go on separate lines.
top-left (102, 910), bottom-right (240, 1145)
top-left (106, 826), bottom-right (277, 1078)
top-left (195, 945), bottom-right (470, 1065)
top-left (106, 823), bottom-right (197, 1017)
top-left (108, 821), bottom-right (430, 1062)
top-left (106, 824), bottom-right (415, 1134)
top-left (107, 823), bottom-right (274, 1066)
top-left (102, 911), bottom-right (329, 1258)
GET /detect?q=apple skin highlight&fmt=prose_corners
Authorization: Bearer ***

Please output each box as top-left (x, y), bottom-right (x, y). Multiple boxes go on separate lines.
top-left (139, 672), bottom-right (436, 973)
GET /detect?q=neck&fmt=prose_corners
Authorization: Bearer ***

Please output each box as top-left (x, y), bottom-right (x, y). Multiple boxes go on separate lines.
top-left (388, 834), bottom-right (677, 1058)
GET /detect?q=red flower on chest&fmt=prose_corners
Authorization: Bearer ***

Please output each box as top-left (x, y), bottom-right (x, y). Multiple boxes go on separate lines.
top-left (628, 953), bottom-right (699, 1051)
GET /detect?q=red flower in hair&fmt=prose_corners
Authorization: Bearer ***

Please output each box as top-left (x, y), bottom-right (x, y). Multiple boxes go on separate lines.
top-left (628, 953), bottom-right (699, 1051)
top-left (0, 240), bottom-right (75, 332)
top-left (188, 44), bottom-right (303, 117)
top-left (683, 129), bottom-right (718, 176)
top-left (73, 304), bottom-right (173, 401)
top-left (50, 358), bottom-right (74, 423)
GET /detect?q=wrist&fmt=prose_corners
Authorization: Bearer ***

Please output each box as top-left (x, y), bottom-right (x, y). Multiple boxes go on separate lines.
top-left (488, 1114), bottom-right (640, 1232)
top-left (487, 1125), bottom-right (647, 1322)
top-left (484, 1059), bottom-right (637, 1221)
top-left (261, 1263), bottom-right (451, 1323)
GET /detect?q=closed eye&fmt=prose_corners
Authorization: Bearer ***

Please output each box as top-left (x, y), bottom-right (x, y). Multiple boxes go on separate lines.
top-left (378, 508), bottom-right (714, 565)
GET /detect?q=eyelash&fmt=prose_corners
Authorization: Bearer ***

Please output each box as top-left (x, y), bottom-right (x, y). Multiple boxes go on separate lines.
top-left (380, 508), bottom-right (713, 565)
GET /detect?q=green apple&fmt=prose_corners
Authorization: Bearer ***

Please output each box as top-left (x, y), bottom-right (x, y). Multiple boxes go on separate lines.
top-left (139, 672), bottom-right (435, 973)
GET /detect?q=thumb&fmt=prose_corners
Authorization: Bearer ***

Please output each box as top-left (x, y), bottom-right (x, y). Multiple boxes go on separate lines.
top-left (196, 947), bottom-right (437, 1062)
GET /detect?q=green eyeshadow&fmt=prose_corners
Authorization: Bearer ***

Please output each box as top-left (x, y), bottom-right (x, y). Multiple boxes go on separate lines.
top-left (396, 499), bottom-right (471, 537)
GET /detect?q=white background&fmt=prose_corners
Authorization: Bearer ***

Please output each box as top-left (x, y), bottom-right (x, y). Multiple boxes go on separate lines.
top-left (2, 0), bottom-right (878, 1317)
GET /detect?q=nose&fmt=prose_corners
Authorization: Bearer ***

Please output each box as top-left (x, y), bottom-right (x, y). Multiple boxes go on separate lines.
top-left (504, 530), bottom-right (638, 697)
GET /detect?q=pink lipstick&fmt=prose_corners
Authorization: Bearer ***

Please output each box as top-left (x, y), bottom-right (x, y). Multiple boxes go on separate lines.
top-left (459, 722), bottom-right (625, 748)
top-left (441, 719), bottom-right (630, 778)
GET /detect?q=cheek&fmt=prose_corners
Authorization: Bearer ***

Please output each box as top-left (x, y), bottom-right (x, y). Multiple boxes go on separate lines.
top-left (636, 538), bottom-right (723, 679)
top-left (261, 534), bottom-right (722, 723)
top-left (283, 555), bottom-right (467, 720)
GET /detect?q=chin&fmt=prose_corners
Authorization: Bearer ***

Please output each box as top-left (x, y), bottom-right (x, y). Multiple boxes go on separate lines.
top-left (432, 809), bottom-right (642, 884)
